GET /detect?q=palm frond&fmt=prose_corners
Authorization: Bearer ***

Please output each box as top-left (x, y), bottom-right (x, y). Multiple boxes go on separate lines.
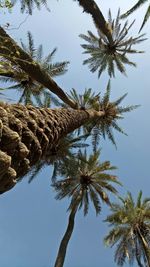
top-left (120, 0), bottom-right (149, 32)
top-left (104, 191), bottom-right (150, 266)
top-left (80, 9), bottom-right (146, 77)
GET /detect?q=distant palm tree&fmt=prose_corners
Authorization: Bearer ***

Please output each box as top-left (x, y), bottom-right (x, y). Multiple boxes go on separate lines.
top-left (121, 0), bottom-right (150, 32)
top-left (80, 9), bottom-right (146, 77)
top-left (104, 191), bottom-right (150, 267)
top-left (0, 31), bottom-right (69, 105)
top-left (11, 0), bottom-right (49, 14)
top-left (0, 85), bottom-right (138, 194)
top-left (52, 150), bottom-right (120, 267)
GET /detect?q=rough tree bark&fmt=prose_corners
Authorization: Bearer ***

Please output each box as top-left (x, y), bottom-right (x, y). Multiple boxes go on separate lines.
top-left (0, 102), bottom-right (104, 194)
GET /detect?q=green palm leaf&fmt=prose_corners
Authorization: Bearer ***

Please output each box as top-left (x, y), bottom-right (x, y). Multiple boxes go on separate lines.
top-left (0, 31), bottom-right (69, 106)
top-left (121, 0), bottom-right (149, 32)
top-left (52, 149), bottom-right (120, 216)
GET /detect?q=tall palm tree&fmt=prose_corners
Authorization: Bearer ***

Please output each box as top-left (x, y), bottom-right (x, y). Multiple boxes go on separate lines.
top-left (0, 31), bottom-right (69, 105)
top-left (80, 9), bottom-right (146, 77)
top-left (0, 27), bottom-right (77, 108)
top-left (0, 87), bottom-right (137, 194)
top-left (121, 0), bottom-right (150, 32)
top-left (52, 150), bottom-right (120, 267)
top-left (104, 191), bottom-right (150, 267)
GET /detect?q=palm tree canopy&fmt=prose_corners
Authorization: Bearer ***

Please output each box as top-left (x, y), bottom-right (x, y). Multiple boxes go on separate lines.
top-left (121, 0), bottom-right (150, 32)
top-left (0, 27), bottom-right (76, 108)
top-left (0, 31), bottom-right (69, 106)
top-left (67, 81), bottom-right (139, 149)
top-left (104, 191), bottom-right (150, 266)
top-left (52, 150), bottom-right (120, 216)
top-left (80, 9), bottom-right (146, 77)
top-left (11, 0), bottom-right (50, 14)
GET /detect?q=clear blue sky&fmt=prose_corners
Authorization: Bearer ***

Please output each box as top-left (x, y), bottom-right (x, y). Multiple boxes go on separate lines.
top-left (0, 1), bottom-right (150, 266)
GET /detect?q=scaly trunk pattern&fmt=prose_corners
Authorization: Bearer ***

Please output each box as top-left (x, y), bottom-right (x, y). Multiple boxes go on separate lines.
top-left (0, 102), bottom-right (104, 194)
top-left (54, 204), bottom-right (78, 267)
top-left (77, 0), bottom-right (113, 43)
top-left (0, 27), bottom-right (76, 109)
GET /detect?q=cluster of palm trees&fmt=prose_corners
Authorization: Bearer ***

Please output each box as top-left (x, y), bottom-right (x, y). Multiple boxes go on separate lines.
top-left (0, 0), bottom-right (150, 267)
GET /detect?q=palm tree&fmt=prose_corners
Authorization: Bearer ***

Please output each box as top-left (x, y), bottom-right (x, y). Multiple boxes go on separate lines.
top-left (67, 81), bottom-right (137, 149)
top-left (0, 31), bottom-right (69, 105)
top-left (80, 9), bottom-right (146, 77)
top-left (104, 191), bottom-right (150, 267)
top-left (11, 0), bottom-right (49, 14)
top-left (0, 86), bottom-right (137, 194)
top-left (0, 27), bottom-right (77, 108)
top-left (52, 150), bottom-right (120, 267)
top-left (121, 0), bottom-right (150, 32)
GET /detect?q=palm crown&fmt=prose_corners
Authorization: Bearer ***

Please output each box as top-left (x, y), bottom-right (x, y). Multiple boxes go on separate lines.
top-left (68, 81), bottom-right (139, 149)
top-left (80, 9), bottom-right (146, 77)
top-left (0, 31), bottom-right (69, 105)
top-left (104, 191), bottom-right (150, 267)
top-left (121, 0), bottom-right (150, 32)
top-left (11, 0), bottom-right (49, 14)
top-left (52, 150), bottom-right (120, 216)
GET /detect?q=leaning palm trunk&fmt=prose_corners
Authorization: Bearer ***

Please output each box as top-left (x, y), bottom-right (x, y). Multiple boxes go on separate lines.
top-left (0, 102), bottom-right (104, 194)
top-left (0, 27), bottom-right (76, 109)
top-left (77, 0), bottom-right (113, 43)
top-left (54, 204), bottom-right (78, 267)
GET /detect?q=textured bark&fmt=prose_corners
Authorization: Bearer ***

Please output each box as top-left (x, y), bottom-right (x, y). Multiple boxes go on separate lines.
top-left (54, 205), bottom-right (78, 267)
top-left (0, 102), bottom-right (104, 194)
top-left (0, 27), bottom-right (77, 109)
top-left (77, 0), bottom-right (113, 43)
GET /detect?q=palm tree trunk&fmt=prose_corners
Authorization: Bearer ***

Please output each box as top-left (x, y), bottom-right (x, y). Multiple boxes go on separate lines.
top-left (0, 27), bottom-right (77, 109)
top-left (137, 227), bottom-right (150, 267)
top-left (0, 102), bottom-right (104, 194)
top-left (76, 0), bottom-right (113, 43)
top-left (54, 204), bottom-right (78, 267)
